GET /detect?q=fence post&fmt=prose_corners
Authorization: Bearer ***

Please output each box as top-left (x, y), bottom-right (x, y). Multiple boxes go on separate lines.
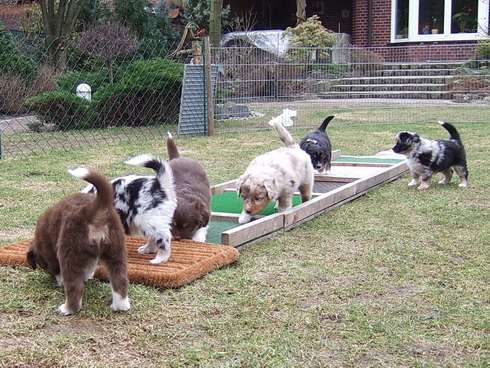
top-left (204, 36), bottom-right (215, 136)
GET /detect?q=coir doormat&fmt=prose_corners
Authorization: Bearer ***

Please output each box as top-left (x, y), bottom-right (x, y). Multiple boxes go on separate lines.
top-left (0, 236), bottom-right (239, 288)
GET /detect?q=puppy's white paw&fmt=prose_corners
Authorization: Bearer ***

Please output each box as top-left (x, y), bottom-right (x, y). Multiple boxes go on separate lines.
top-left (138, 244), bottom-right (151, 254)
top-left (238, 213), bottom-right (252, 224)
top-left (408, 179), bottom-right (419, 187)
top-left (111, 293), bottom-right (130, 312)
top-left (55, 275), bottom-right (63, 287)
top-left (458, 183), bottom-right (468, 188)
top-left (58, 303), bottom-right (74, 316)
top-left (192, 226), bottom-right (209, 242)
top-left (150, 249), bottom-right (170, 264)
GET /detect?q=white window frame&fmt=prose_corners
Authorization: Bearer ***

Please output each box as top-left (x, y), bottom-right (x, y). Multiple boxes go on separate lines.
top-left (391, 0), bottom-right (489, 43)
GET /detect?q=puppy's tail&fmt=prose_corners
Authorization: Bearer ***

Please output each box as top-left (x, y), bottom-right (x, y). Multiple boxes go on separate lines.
top-left (68, 168), bottom-right (115, 211)
top-left (318, 115), bottom-right (335, 132)
top-left (166, 132), bottom-right (180, 160)
top-left (125, 154), bottom-right (176, 204)
top-left (439, 121), bottom-right (461, 141)
top-left (273, 120), bottom-right (296, 148)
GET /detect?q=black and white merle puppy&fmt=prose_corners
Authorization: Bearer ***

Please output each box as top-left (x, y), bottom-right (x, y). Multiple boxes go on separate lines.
top-left (299, 115), bottom-right (335, 174)
top-left (392, 121), bottom-right (468, 190)
top-left (83, 154), bottom-right (177, 264)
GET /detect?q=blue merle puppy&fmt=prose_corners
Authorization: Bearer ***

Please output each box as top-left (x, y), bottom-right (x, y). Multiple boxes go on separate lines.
top-left (392, 121), bottom-right (468, 190)
top-left (83, 154), bottom-right (177, 264)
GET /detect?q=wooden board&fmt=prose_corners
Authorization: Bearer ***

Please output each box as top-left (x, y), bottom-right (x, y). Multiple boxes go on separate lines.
top-left (209, 150), bottom-right (408, 248)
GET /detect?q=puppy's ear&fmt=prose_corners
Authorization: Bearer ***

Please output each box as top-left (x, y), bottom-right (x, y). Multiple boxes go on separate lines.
top-left (26, 248), bottom-right (37, 270)
top-left (194, 200), bottom-right (210, 226)
top-left (236, 176), bottom-right (243, 197)
top-left (412, 134), bottom-right (420, 143)
top-left (263, 179), bottom-right (278, 201)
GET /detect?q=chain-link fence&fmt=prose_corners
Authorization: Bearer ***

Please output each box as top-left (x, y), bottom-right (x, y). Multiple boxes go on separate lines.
top-left (1, 28), bottom-right (489, 158)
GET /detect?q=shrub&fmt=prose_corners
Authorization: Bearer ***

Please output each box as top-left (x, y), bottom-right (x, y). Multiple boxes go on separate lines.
top-left (56, 70), bottom-right (110, 94)
top-left (0, 21), bottom-right (38, 82)
top-left (27, 58), bottom-right (184, 129)
top-left (284, 15), bottom-right (337, 62)
top-left (285, 15), bottom-right (337, 48)
top-left (75, 23), bottom-right (139, 83)
top-left (26, 91), bottom-right (99, 130)
top-left (94, 58), bottom-right (184, 126)
top-left (474, 39), bottom-right (490, 60)
top-left (182, 0), bottom-right (230, 31)
top-left (1, 64), bottom-right (56, 114)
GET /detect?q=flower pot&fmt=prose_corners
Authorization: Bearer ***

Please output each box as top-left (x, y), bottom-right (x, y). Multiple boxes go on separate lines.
top-left (431, 29), bottom-right (439, 34)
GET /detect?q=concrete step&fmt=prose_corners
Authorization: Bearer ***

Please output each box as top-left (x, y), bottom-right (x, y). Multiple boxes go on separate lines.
top-left (322, 61), bottom-right (469, 100)
top-left (374, 68), bottom-right (455, 77)
top-left (332, 75), bottom-right (453, 85)
top-left (379, 62), bottom-right (466, 70)
top-left (329, 83), bottom-right (448, 92)
top-left (319, 91), bottom-right (451, 99)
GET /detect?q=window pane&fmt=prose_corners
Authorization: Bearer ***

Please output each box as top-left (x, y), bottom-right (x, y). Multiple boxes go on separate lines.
top-left (395, 0), bottom-right (409, 38)
top-left (419, 0), bottom-right (445, 34)
top-left (452, 0), bottom-right (478, 33)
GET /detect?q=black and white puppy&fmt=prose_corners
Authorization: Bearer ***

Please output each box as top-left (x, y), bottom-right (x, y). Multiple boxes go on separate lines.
top-left (392, 121), bottom-right (468, 190)
top-left (83, 154), bottom-right (177, 264)
top-left (299, 115), bottom-right (335, 174)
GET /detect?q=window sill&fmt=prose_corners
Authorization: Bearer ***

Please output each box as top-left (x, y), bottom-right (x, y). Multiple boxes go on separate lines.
top-left (391, 32), bottom-right (486, 43)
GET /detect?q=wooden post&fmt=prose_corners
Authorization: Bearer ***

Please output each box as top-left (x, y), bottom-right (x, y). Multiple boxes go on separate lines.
top-left (204, 36), bottom-right (214, 136)
top-left (209, 0), bottom-right (222, 47)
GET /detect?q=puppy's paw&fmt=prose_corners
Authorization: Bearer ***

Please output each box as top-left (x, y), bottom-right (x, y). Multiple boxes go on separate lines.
top-left (238, 213), bottom-right (252, 224)
top-left (58, 303), bottom-right (75, 316)
top-left (192, 226), bottom-right (208, 242)
top-left (55, 275), bottom-right (64, 287)
top-left (408, 179), bottom-right (419, 187)
top-left (137, 244), bottom-right (151, 254)
top-left (458, 183), bottom-right (468, 188)
top-left (111, 294), bottom-right (130, 312)
top-left (150, 249), bottom-right (170, 264)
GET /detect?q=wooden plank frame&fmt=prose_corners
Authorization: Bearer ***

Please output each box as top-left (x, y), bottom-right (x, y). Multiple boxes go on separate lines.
top-left (210, 152), bottom-right (408, 248)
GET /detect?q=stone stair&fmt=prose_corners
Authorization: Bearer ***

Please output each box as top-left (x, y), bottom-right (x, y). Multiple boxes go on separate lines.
top-left (321, 62), bottom-right (466, 99)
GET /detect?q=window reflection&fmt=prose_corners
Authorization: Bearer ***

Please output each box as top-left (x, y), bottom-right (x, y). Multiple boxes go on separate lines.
top-left (419, 0), bottom-right (445, 34)
top-left (451, 0), bottom-right (478, 33)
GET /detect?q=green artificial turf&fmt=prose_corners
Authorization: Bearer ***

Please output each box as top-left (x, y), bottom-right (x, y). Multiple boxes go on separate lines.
top-left (211, 192), bottom-right (303, 215)
top-left (206, 220), bottom-right (238, 244)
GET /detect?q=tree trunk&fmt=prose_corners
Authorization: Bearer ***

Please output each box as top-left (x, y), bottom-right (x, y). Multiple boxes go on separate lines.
top-left (39, 0), bottom-right (85, 70)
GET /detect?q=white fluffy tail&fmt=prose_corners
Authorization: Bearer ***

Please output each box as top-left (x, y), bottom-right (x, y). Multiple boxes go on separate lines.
top-left (68, 167), bottom-right (90, 180)
top-left (124, 154), bottom-right (176, 206)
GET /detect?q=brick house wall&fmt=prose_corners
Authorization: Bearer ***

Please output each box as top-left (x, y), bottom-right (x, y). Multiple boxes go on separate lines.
top-left (352, 0), bottom-right (477, 61)
top-left (353, 0), bottom-right (391, 47)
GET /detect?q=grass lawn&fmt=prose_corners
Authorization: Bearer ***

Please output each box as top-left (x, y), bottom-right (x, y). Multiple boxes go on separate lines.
top-left (0, 115), bottom-right (488, 367)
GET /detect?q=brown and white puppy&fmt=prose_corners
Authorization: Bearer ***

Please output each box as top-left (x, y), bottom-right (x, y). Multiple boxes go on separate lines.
top-left (299, 115), bottom-right (334, 174)
top-left (392, 121), bottom-right (468, 190)
top-left (26, 168), bottom-right (130, 316)
top-left (237, 121), bottom-right (314, 224)
top-left (166, 133), bottom-right (211, 241)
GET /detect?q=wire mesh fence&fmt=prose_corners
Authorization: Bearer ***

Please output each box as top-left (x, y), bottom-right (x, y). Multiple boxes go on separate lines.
top-left (1, 29), bottom-right (489, 158)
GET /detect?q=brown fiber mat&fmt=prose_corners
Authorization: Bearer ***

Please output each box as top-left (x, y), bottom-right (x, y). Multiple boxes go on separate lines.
top-left (0, 236), bottom-right (239, 288)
